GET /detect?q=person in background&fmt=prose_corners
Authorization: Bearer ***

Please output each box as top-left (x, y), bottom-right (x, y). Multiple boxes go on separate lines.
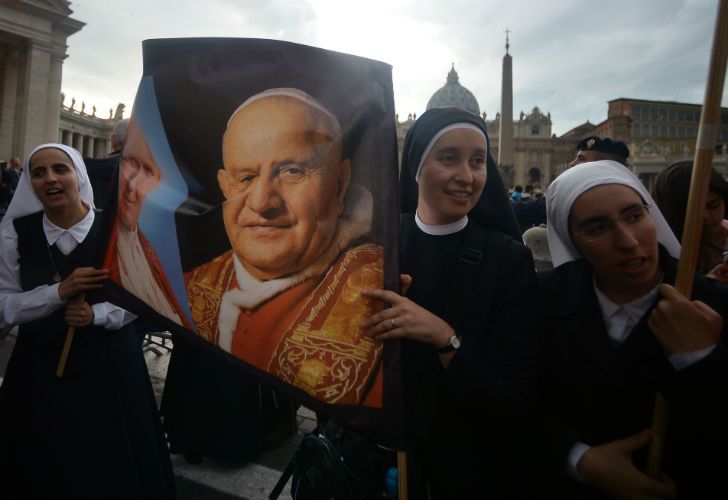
top-left (84, 118), bottom-right (130, 211)
top-left (0, 161), bottom-right (11, 213)
top-left (111, 118), bottom-right (130, 155)
top-left (5, 157), bottom-right (20, 193)
top-left (523, 224), bottom-right (553, 272)
top-left (9, 156), bottom-right (22, 175)
top-left (520, 184), bottom-right (534, 203)
top-left (653, 160), bottom-right (728, 283)
top-left (511, 184), bottom-right (523, 203)
top-left (570, 136), bottom-right (630, 167)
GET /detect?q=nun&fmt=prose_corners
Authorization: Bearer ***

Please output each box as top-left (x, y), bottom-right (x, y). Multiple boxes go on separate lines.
top-left (362, 107), bottom-right (545, 498)
top-left (541, 160), bottom-right (728, 498)
top-left (0, 144), bottom-right (175, 499)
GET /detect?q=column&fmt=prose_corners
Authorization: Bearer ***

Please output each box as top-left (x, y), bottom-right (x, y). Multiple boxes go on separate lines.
top-left (82, 135), bottom-right (92, 157)
top-left (543, 151), bottom-right (552, 186)
top-left (72, 132), bottom-right (82, 151)
top-left (44, 54), bottom-right (64, 142)
top-left (0, 45), bottom-right (21, 160)
top-left (93, 138), bottom-right (106, 158)
top-left (498, 50), bottom-right (514, 168)
top-left (61, 129), bottom-right (71, 146)
top-left (15, 42), bottom-right (52, 158)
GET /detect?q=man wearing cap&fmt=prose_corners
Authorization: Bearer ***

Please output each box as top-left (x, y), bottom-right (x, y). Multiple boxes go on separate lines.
top-left (185, 88), bottom-right (383, 406)
top-left (570, 136), bottom-right (630, 167)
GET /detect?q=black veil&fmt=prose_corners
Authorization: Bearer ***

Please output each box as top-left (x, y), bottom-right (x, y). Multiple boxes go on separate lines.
top-left (399, 107), bottom-right (520, 241)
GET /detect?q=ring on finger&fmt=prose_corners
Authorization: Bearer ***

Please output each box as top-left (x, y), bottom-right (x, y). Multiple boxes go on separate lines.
top-left (390, 318), bottom-right (397, 329)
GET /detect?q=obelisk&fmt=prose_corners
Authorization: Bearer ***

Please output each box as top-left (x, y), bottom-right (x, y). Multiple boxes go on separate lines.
top-left (498, 30), bottom-right (514, 169)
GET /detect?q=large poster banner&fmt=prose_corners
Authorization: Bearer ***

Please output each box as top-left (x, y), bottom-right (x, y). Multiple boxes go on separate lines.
top-left (101, 38), bottom-right (402, 443)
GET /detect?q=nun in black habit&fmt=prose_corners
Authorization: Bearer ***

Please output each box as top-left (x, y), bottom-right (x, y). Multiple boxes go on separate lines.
top-left (540, 160), bottom-right (728, 499)
top-left (362, 107), bottom-right (549, 498)
top-left (0, 144), bottom-right (175, 499)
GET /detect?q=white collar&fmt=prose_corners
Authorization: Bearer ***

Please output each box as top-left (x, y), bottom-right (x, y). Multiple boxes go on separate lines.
top-left (593, 279), bottom-right (660, 322)
top-left (42, 205), bottom-right (95, 248)
top-left (415, 212), bottom-right (468, 236)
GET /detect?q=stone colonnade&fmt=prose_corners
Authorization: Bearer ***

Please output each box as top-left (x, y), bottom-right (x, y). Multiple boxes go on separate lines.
top-left (58, 123), bottom-right (112, 158)
top-left (0, 1), bottom-right (83, 160)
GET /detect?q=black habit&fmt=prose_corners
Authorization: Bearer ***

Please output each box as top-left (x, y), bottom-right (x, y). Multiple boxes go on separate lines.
top-left (161, 335), bottom-right (296, 461)
top-left (401, 214), bottom-right (547, 499)
top-left (0, 211), bottom-right (176, 499)
top-left (540, 249), bottom-right (728, 499)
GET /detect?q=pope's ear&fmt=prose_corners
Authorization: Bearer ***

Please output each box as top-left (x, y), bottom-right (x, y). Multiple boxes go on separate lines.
top-left (218, 169), bottom-right (231, 199)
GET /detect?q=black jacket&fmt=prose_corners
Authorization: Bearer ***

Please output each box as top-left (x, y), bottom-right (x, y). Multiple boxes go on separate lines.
top-left (401, 216), bottom-right (548, 499)
top-left (540, 250), bottom-right (728, 498)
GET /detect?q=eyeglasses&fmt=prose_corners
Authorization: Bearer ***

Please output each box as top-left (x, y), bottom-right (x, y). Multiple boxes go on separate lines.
top-left (572, 204), bottom-right (652, 241)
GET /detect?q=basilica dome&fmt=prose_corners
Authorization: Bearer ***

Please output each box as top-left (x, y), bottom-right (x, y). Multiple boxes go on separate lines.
top-left (426, 65), bottom-right (480, 115)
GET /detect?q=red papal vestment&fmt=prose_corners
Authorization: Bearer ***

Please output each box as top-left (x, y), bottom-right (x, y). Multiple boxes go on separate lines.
top-left (185, 243), bottom-right (384, 407)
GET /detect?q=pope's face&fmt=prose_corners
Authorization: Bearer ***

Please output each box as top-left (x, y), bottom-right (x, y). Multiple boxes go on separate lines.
top-left (118, 120), bottom-right (162, 230)
top-left (219, 98), bottom-right (350, 280)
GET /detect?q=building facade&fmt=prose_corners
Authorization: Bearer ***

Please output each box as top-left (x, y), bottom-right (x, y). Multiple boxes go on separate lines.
top-left (401, 60), bottom-right (563, 188)
top-left (396, 66), bottom-right (728, 190)
top-left (1, 0), bottom-right (122, 162)
top-left (58, 99), bottom-right (124, 158)
top-left (592, 98), bottom-right (728, 190)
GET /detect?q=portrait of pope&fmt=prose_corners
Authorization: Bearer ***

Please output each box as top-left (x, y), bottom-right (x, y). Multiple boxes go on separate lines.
top-left (184, 88), bottom-right (384, 407)
top-left (104, 117), bottom-right (190, 327)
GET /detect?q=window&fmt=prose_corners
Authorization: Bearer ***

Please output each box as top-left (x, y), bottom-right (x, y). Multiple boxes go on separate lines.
top-left (531, 126), bottom-right (540, 135)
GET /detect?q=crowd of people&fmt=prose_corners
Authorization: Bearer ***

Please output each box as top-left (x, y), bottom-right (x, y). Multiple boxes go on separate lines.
top-left (0, 157), bottom-right (22, 214)
top-left (0, 106), bottom-right (727, 500)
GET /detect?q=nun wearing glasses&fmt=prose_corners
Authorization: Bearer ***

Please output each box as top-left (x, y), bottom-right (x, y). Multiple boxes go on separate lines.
top-left (541, 160), bottom-right (728, 499)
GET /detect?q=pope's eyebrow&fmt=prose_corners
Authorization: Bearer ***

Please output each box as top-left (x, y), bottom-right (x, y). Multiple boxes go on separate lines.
top-left (273, 158), bottom-right (318, 173)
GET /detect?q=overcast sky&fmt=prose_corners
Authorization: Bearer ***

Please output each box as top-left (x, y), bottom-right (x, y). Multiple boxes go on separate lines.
top-left (62, 0), bottom-right (727, 136)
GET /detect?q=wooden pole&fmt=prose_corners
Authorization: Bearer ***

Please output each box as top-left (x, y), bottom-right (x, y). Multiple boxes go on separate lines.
top-left (397, 450), bottom-right (408, 500)
top-left (55, 293), bottom-right (85, 378)
top-left (646, 0), bottom-right (728, 478)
